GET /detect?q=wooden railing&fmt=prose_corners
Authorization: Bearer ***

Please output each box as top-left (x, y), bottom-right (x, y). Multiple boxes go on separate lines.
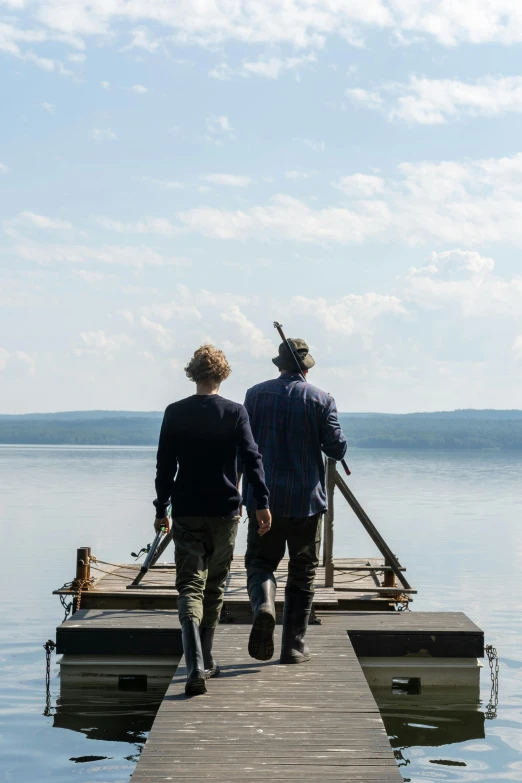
top-left (323, 457), bottom-right (413, 592)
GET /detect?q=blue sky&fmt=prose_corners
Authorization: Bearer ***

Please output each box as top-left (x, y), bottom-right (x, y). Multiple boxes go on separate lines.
top-left (1, 1), bottom-right (522, 413)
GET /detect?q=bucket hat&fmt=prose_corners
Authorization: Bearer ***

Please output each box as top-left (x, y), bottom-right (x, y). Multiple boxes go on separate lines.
top-left (272, 338), bottom-right (315, 371)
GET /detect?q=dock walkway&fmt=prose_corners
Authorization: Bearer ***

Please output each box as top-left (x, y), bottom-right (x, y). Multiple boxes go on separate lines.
top-left (54, 557), bottom-right (415, 615)
top-left (131, 615), bottom-right (403, 782)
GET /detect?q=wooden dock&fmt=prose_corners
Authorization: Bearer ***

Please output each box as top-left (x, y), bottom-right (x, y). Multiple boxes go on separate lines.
top-left (130, 615), bottom-right (403, 783)
top-left (55, 608), bottom-right (484, 781)
top-left (56, 608), bottom-right (483, 659)
top-left (54, 557), bottom-right (415, 616)
top-left (51, 462), bottom-right (486, 781)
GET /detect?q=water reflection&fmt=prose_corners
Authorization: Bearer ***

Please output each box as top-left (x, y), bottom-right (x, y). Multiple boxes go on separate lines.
top-left (376, 694), bottom-right (485, 781)
top-left (54, 687), bottom-right (161, 746)
top-left (380, 696), bottom-right (484, 745)
top-left (53, 680), bottom-right (172, 770)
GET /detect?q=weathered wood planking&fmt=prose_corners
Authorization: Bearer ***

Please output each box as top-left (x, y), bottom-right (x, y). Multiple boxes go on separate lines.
top-left (56, 608), bottom-right (483, 659)
top-left (130, 623), bottom-right (403, 783)
top-left (327, 611), bottom-right (485, 658)
top-left (56, 609), bottom-right (182, 656)
top-left (53, 557), bottom-right (413, 612)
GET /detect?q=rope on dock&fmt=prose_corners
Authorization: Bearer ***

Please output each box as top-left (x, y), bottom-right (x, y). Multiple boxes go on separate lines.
top-left (335, 571), bottom-right (385, 584)
top-left (89, 555), bottom-right (140, 571)
top-left (89, 563), bottom-right (137, 581)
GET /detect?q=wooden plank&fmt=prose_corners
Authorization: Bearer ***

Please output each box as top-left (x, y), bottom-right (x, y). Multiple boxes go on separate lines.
top-left (56, 609), bottom-right (182, 655)
top-left (53, 557), bottom-right (411, 611)
top-left (319, 611), bottom-right (484, 658)
top-left (130, 623), bottom-right (402, 783)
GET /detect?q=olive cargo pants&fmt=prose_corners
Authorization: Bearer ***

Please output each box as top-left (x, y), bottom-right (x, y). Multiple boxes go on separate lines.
top-left (173, 516), bottom-right (240, 628)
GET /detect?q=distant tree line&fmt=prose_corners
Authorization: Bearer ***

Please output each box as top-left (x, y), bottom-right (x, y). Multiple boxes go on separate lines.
top-left (0, 411), bottom-right (521, 449)
top-left (338, 415), bottom-right (522, 450)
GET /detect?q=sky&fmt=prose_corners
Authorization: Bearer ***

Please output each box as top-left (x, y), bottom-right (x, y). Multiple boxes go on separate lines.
top-left (1, 1), bottom-right (522, 414)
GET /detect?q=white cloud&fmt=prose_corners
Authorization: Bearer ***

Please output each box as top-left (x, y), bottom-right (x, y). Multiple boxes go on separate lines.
top-left (242, 53), bottom-right (316, 79)
top-left (334, 173), bottom-right (385, 196)
top-left (208, 62), bottom-right (234, 80)
top-left (285, 170), bottom-right (311, 180)
top-left (220, 306), bottom-right (275, 358)
top-left (90, 128), bottom-right (118, 143)
top-left (39, 101), bottom-right (56, 113)
top-left (18, 211), bottom-right (73, 230)
top-left (131, 84), bottom-right (148, 93)
top-left (201, 173), bottom-right (253, 187)
top-left (211, 53), bottom-right (316, 80)
top-left (294, 293), bottom-right (406, 338)
top-left (405, 249), bottom-right (522, 317)
top-left (120, 310), bottom-right (134, 324)
top-left (207, 115), bottom-right (232, 133)
top-left (0, 347), bottom-right (35, 376)
top-left (14, 242), bottom-right (187, 268)
top-left (97, 216), bottom-right (180, 236)
top-left (140, 316), bottom-right (174, 351)
top-left (0, 161), bottom-right (9, 174)
top-left (121, 28), bottom-right (161, 53)
top-left (205, 114), bottom-right (235, 144)
top-left (68, 52), bottom-right (86, 63)
top-left (0, 22), bottom-right (75, 75)
top-left (100, 80), bottom-right (110, 90)
top-left (178, 152), bottom-right (522, 248)
top-left (76, 330), bottom-right (134, 359)
top-left (31, 0), bottom-right (522, 48)
top-left (136, 176), bottom-right (184, 190)
top-left (347, 88), bottom-right (384, 110)
top-left (177, 193), bottom-right (389, 243)
top-left (348, 75), bottom-right (522, 124)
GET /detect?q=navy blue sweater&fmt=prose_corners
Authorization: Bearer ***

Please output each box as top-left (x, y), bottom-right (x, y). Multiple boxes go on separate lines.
top-left (154, 394), bottom-right (269, 518)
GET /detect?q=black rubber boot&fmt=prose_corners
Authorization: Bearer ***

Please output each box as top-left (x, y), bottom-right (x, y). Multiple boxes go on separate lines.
top-left (247, 572), bottom-right (277, 661)
top-left (181, 618), bottom-right (207, 695)
top-left (280, 590), bottom-right (313, 665)
top-left (200, 626), bottom-right (220, 679)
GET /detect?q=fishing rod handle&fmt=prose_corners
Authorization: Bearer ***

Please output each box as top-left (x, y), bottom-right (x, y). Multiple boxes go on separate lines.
top-left (341, 459), bottom-right (351, 476)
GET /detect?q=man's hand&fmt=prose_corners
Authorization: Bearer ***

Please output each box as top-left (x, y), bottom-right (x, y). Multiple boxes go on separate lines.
top-left (256, 508), bottom-right (272, 537)
top-left (154, 516), bottom-right (171, 534)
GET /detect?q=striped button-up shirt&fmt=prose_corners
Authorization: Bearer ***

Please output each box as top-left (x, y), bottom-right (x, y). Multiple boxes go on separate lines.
top-left (241, 373), bottom-right (347, 518)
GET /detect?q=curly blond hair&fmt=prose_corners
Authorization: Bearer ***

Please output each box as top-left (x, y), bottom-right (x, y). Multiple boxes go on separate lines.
top-left (184, 344), bottom-right (231, 385)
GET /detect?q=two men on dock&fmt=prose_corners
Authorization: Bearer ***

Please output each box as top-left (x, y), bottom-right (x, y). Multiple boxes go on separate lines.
top-left (240, 338), bottom-right (347, 664)
top-left (153, 337), bottom-right (346, 695)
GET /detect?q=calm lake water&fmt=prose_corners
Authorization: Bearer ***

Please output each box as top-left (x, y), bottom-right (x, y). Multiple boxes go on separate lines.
top-left (1, 445), bottom-right (522, 782)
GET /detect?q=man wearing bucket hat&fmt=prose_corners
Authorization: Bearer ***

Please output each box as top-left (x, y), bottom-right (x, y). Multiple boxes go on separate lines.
top-left (239, 337), bottom-right (347, 664)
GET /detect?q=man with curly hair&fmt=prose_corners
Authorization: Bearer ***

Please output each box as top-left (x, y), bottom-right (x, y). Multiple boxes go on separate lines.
top-left (153, 345), bottom-right (271, 696)
top-left (240, 338), bottom-right (347, 666)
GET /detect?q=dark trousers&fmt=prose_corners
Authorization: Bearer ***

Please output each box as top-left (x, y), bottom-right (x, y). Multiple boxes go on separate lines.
top-left (173, 516), bottom-right (239, 628)
top-left (245, 513), bottom-right (321, 595)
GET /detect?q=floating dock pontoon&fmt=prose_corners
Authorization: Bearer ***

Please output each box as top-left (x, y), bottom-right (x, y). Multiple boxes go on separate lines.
top-left (51, 461), bottom-right (485, 782)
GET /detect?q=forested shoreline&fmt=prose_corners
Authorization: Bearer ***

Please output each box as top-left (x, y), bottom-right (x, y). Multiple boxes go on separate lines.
top-left (0, 410), bottom-right (521, 449)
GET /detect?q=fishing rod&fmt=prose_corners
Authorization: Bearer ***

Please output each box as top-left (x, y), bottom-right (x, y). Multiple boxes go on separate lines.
top-left (273, 321), bottom-right (351, 476)
top-left (130, 525), bottom-right (166, 586)
top-left (130, 505), bottom-right (172, 586)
